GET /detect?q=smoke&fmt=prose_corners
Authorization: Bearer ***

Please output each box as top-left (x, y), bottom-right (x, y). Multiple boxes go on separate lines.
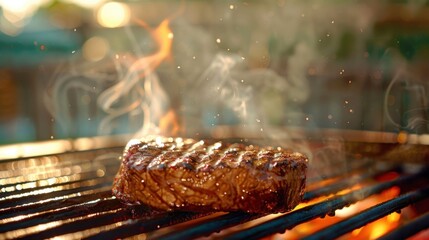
top-left (384, 65), bottom-right (429, 134)
top-left (45, 20), bottom-right (174, 138)
top-left (195, 54), bottom-right (253, 121)
top-left (46, 2), bottom-right (380, 138)
top-left (44, 1), bottom-right (429, 176)
top-left (44, 59), bottom-right (118, 137)
top-left (44, 52), bottom-right (171, 138)
top-left (96, 55), bottom-right (169, 136)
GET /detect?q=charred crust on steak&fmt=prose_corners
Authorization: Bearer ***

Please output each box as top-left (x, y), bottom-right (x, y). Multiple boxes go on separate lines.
top-left (112, 137), bottom-right (308, 213)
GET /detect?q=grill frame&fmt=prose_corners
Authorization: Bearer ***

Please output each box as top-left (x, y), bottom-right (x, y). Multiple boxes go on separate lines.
top-left (0, 137), bottom-right (428, 240)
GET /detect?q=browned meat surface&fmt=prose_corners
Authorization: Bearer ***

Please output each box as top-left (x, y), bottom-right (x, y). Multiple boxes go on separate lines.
top-left (112, 137), bottom-right (308, 213)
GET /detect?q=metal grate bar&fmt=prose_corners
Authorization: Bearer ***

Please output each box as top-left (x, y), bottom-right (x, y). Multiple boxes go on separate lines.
top-left (1, 145), bottom-right (427, 240)
top-left (0, 148), bottom-right (123, 239)
top-left (0, 152), bottom-right (120, 180)
top-left (0, 197), bottom-right (121, 233)
top-left (0, 181), bottom-right (112, 209)
top-left (0, 147), bottom-right (123, 163)
top-left (14, 204), bottom-right (156, 240)
top-left (152, 166), bottom-right (395, 240)
top-left (303, 187), bottom-right (429, 240)
top-left (0, 175), bottom-right (113, 200)
top-left (222, 168), bottom-right (429, 240)
top-left (0, 157), bottom-right (118, 176)
top-left (0, 189), bottom-right (112, 220)
top-left (84, 211), bottom-right (210, 240)
top-left (156, 211), bottom-right (259, 240)
top-left (0, 167), bottom-right (114, 190)
top-left (377, 212), bottom-right (429, 240)
top-left (303, 166), bottom-right (399, 201)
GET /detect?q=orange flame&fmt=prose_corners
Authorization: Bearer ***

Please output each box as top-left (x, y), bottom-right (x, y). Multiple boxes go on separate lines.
top-left (97, 18), bottom-right (179, 136)
top-left (275, 186), bottom-right (402, 240)
top-left (159, 109), bottom-right (180, 136)
top-left (130, 19), bottom-right (173, 77)
top-left (132, 18), bottom-right (179, 136)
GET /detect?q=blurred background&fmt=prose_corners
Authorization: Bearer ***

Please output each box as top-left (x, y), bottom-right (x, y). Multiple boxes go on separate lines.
top-left (1, 0), bottom-right (429, 145)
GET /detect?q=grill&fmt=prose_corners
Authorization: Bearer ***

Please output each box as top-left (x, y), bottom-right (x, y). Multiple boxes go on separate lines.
top-left (1, 139), bottom-right (429, 240)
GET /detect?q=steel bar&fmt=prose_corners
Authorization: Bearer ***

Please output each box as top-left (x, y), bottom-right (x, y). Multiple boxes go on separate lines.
top-left (0, 174), bottom-right (114, 199)
top-left (84, 211), bottom-right (209, 240)
top-left (15, 205), bottom-right (157, 240)
top-left (303, 187), bottom-right (429, 240)
top-left (156, 212), bottom-right (259, 240)
top-left (0, 181), bottom-right (112, 209)
top-left (303, 166), bottom-right (399, 201)
top-left (0, 189), bottom-right (112, 220)
top-left (0, 198), bottom-right (122, 233)
top-left (223, 168), bottom-right (428, 240)
top-left (153, 166), bottom-right (396, 240)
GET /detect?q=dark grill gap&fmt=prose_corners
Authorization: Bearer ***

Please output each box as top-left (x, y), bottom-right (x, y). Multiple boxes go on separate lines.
top-left (0, 147), bottom-right (428, 240)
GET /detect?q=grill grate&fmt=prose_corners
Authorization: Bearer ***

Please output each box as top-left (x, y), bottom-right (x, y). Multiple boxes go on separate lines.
top-left (0, 147), bottom-right (428, 239)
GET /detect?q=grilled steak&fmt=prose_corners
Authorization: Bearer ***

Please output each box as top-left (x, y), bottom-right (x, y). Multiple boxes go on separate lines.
top-left (112, 137), bottom-right (308, 213)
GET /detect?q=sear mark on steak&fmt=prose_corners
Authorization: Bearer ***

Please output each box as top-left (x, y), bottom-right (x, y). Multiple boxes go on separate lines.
top-left (112, 137), bottom-right (308, 213)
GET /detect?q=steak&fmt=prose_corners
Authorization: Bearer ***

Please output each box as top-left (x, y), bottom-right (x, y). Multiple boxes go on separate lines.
top-left (112, 137), bottom-right (308, 213)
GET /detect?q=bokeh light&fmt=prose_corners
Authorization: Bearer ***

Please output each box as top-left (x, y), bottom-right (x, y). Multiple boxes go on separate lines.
top-left (0, 0), bottom-right (53, 35)
top-left (62, 0), bottom-right (105, 9)
top-left (96, 1), bottom-right (130, 28)
top-left (82, 36), bottom-right (110, 61)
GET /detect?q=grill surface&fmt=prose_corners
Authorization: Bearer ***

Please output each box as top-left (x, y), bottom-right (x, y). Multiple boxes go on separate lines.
top-left (0, 145), bottom-right (428, 239)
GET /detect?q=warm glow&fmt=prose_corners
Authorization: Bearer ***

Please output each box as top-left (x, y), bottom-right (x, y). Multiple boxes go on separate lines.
top-left (154, 20), bottom-right (174, 61)
top-left (132, 19), bottom-right (174, 72)
top-left (4, 221), bottom-right (62, 239)
top-left (0, 145), bottom-right (20, 159)
top-left (397, 131), bottom-right (408, 144)
top-left (351, 227), bottom-right (363, 236)
top-left (0, 0), bottom-right (52, 22)
top-left (82, 36), bottom-right (110, 61)
top-left (279, 186), bottom-right (402, 240)
top-left (335, 204), bottom-right (359, 218)
top-left (0, 140), bottom-right (72, 160)
top-left (63, 0), bottom-right (105, 9)
top-left (159, 109), bottom-right (180, 136)
top-left (3, 9), bottom-right (27, 25)
top-left (0, 0), bottom-right (52, 35)
top-left (127, 19), bottom-right (175, 135)
top-left (97, 2), bottom-right (130, 28)
top-left (97, 18), bottom-right (175, 136)
top-left (21, 140), bottom-right (71, 157)
top-left (387, 212), bottom-right (401, 223)
top-left (0, 0), bottom-right (29, 14)
top-left (417, 134), bottom-right (429, 144)
top-left (369, 221), bottom-right (389, 239)
top-left (0, 0), bottom-right (43, 17)
top-left (74, 137), bottom-right (95, 150)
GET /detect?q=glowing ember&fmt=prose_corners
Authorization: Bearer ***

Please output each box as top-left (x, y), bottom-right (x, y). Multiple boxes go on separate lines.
top-left (274, 186), bottom-right (401, 240)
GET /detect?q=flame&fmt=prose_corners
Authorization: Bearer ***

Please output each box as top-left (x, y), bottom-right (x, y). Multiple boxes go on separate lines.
top-left (275, 185), bottom-right (402, 240)
top-left (98, 19), bottom-right (177, 136)
top-left (350, 187), bottom-right (401, 240)
top-left (131, 19), bottom-right (173, 77)
top-left (159, 109), bottom-right (180, 136)
top-left (133, 19), bottom-right (179, 136)
top-left (397, 131), bottom-right (408, 144)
